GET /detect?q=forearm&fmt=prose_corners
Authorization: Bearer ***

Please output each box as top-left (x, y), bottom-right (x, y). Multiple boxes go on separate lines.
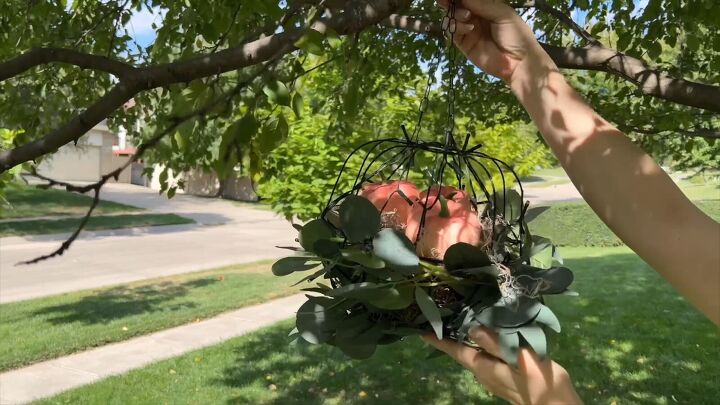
top-left (510, 51), bottom-right (720, 324)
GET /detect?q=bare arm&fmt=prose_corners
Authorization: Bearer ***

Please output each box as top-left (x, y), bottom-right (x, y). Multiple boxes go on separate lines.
top-left (446, 0), bottom-right (720, 325)
top-left (510, 56), bottom-right (720, 325)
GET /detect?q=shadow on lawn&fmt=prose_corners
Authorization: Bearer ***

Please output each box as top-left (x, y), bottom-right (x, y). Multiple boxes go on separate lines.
top-left (216, 252), bottom-right (719, 405)
top-left (32, 278), bottom-right (217, 325)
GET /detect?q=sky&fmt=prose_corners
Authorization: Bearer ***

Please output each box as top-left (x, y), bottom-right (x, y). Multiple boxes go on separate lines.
top-left (126, 6), bottom-right (164, 49)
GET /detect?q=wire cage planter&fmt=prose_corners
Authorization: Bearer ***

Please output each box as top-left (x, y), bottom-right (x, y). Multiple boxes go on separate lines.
top-left (272, 1), bottom-right (575, 365)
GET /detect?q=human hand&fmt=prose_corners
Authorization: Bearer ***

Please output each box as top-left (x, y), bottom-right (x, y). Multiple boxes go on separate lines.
top-left (437, 0), bottom-right (556, 84)
top-left (423, 326), bottom-right (582, 404)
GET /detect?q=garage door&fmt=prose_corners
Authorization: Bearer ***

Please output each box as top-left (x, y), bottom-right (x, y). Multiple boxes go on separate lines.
top-left (36, 145), bottom-right (101, 182)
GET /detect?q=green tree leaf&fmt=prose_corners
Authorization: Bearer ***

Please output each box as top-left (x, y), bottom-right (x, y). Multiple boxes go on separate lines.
top-left (294, 28), bottom-right (326, 56)
top-left (292, 92), bottom-right (304, 119)
top-left (263, 80), bottom-right (291, 106)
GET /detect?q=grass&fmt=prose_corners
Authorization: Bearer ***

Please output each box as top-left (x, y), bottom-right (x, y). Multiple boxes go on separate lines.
top-left (0, 213), bottom-right (194, 237)
top-left (0, 184), bottom-right (141, 219)
top-left (677, 181), bottom-right (720, 201)
top-left (232, 200), bottom-right (274, 212)
top-left (0, 262), bottom-right (305, 371)
top-left (529, 200), bottom-right (720, 247)
top-left (534, 166), bottom-right (568, 177)
top-left (39, 247), bottom-right (720, 405)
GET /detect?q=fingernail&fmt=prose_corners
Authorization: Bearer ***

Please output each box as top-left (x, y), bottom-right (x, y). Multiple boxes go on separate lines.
top-left (458, 9), bottom-right (471, 19)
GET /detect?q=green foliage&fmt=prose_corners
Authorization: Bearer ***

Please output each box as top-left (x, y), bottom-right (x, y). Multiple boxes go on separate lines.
top-left (0, 0), bottom-right (717, 200)
top-left (0, 129), bottom-right (24, 204)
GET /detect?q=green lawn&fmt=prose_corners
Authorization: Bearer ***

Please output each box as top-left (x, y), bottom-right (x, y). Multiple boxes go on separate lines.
top-left (678, 182), bottom-right (720, 201)
top-left (0, 213), bottom-right (194, 237)
top-left (0, 262), bottom-right (305, 371)
top-left (40, 247), bottom-right (720, 405)
top-left (529, 200), bottom-right (720, 247)
top-left (233, 200), bottom-right (274, 211)
top-left (0, 184), bottom-right (141, 219)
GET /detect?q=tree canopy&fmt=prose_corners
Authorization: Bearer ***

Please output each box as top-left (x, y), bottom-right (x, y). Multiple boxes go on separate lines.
top-left (0, 0), bottom-right (718, 259)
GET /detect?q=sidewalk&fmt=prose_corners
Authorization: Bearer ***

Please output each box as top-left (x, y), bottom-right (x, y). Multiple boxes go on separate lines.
top-left (0, 293), bottom-right (306, 404)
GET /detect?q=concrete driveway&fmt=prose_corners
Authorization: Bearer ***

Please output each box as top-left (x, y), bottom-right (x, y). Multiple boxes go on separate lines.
top-left (0, 184), bottom-right (295, 303)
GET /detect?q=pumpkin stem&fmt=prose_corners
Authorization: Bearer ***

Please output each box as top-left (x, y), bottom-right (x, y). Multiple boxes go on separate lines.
top-left (438, 195), bottom-right (450, 218)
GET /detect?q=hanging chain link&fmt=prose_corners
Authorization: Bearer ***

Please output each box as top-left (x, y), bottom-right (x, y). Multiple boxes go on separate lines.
top-left (443, 0), bottom-right (458, 148)
top-left (411, 0), bottom-right (460, 145)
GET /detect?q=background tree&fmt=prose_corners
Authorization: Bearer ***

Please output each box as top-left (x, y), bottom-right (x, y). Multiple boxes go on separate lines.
top-left (0, 0), bottom-right (718, 260)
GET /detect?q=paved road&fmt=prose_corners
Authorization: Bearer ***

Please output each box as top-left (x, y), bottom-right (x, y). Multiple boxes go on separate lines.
top-left (0, 184), bottom-right (294, 303)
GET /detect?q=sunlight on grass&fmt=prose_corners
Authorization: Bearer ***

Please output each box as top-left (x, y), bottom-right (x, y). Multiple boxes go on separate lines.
top-left (0, 213), bottom-right (194, 237)
top-left (0, 262), bottom-right (304, 371)
top-left (0, 184), bottom-right (141, 219)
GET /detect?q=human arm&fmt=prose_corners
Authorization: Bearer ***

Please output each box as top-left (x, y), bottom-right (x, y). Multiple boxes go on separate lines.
top-left (445, 0), bottom-right (720, 325)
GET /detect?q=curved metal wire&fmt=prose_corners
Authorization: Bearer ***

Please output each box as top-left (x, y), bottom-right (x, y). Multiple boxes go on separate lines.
top-left (320, 0), bottom-right (528, 262)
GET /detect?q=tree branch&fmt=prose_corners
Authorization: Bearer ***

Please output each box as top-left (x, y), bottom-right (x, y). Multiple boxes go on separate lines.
top-left (0, 0), bottom-right (411, 175)
top-left (0, 48), bottom-right (136, 82)
top-left (379, 14), bottom-right (720, 114)
top-left (628, 126), bottom-right (720, 140)
top-left (512, 0), bottom-right (602, 46)
top-left (18, 60), bottom-right (278, 265)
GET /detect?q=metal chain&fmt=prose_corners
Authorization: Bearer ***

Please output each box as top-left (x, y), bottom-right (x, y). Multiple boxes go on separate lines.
top-left (443, 0), bottom-right (458, 148)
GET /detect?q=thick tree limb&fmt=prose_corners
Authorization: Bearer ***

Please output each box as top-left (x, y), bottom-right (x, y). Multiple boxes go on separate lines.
top-left (0, 0), bottom-right (411, 174)
top-left (0, 48), bottom-right (136, 81)
top-left (380, 15), bottom-right (720, 115)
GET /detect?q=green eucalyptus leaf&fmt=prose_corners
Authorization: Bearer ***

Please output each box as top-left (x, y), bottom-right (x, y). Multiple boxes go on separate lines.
top-left (497, 331), bottom-right (520, 367)
top-left (530, 245), bottom-right (553, 269)
top-left (272, 256), bottom-right (320, 276)
top-left (519, 326), bottom-right (547, 358)
top-left (540, 267), bottom-right (574, 294)
top-left (327, 282), bottom-right (413, 310)
top-left (296, 299), bottom-right (335, 344)
top-left (491, 189), bottom-right (523, 223)
top-left (373, 229), bottom-right (419, 275)
top-left (341, 250), bottom-right (385, 269)
top-left (415, 286), bottom-right (443, 340)
top-left (384, 327), bottom-right (424, 336)
top-left (339, 195), bottom-right (381, 243)
top-left (530, 235), bottom-right (552, 257)
top-left (535, 305), bottom-right (561, 333)
top-left (314, 239), bottom-right (340, 259)
top-left (475, 298), bottom-right (543, 328)
top-left (444, 243), bottom-right (492, 272)
top-left (299, 219), bottom-right (334, 251)
top-left (524, 206), bottom-right (549, 223)
top-left (291, 267), bottom-right (328, 286)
